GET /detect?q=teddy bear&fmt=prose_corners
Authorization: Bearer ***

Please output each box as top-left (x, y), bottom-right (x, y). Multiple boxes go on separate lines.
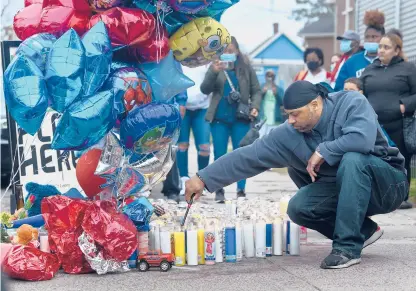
top-left (13, 224), bottom-right (39, 246)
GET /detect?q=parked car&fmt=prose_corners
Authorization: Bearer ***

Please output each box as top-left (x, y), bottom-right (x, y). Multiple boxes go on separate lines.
top-left (1, 115), bottom-right (11, 187)
top-left (138, 251), bottom-right (175, 272)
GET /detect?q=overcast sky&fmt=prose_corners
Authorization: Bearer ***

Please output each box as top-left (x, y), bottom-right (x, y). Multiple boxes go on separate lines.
top-left (1, 0), bottom-right (304, 52)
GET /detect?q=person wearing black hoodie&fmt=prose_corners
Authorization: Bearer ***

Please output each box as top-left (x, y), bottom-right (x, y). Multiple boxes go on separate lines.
top-left (361, 32), bottom-right (416, 209)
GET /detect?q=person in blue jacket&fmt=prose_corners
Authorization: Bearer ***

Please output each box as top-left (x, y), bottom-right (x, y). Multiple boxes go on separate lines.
top-left (334, 10), bottom-right (385, 91)
top-left (185, 81), bottom-right (408, 269)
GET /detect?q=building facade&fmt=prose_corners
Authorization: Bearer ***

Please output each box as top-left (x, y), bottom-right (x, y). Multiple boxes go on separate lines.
top-left (355, 0), bottom-right (416, 61)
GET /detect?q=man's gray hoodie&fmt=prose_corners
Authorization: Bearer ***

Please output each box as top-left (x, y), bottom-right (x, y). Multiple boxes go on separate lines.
top-left (198, 91), bottom-right (406, 192)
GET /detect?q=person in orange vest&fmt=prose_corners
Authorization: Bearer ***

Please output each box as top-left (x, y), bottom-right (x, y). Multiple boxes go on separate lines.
top-left (294, 48), bottom-right (330, 84)
top-left (329, 30), bottom-right (364, 88)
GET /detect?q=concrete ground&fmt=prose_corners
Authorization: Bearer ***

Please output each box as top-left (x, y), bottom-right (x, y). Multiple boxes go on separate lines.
top-left (2, 140), bottom-right (416, 291)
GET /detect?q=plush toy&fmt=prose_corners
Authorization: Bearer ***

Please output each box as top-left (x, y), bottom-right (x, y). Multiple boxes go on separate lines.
top-left (13, 224), bottom-right (39, 245)
top-left (25, 182), bottom-right (61, 217)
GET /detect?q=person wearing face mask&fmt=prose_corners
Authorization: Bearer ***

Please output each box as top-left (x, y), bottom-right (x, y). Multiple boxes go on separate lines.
top-left (361, 32), bottom-right (416, 210)
top-left (294, 48), bottom-right (330, 84)
top-left (334, 10), bottom-right (385, 91)
top-left (184, 80), bottom-right (407, 269)
top-left (329, 31), bottom-right (363, 88)
top-left (200, 36), bottom-right (262, 202)
top-left (259, 70), bottom-right (284, 137)
top-left (330, 54), bottom-right (341, 73)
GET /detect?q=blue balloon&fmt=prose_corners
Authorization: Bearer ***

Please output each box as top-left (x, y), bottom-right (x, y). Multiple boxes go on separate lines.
top-left (120, 102), bottom-right (181, 155)
top-left (51, 90), bottom-right (117, 150)
top-left (139, 51), bottom-right (194, 103)
top-left (45, 29), bottom-right (85, 113)
top-left (122, 197), bottom-right (154, 231)
top-left (16, 33), bottom-right (57, 73)
top-left (102, 67), bottom-right (153, 119)
top-left (3, 54), bottom-right (48, 135)
top-left (81, 21), bottom-right (112, 97)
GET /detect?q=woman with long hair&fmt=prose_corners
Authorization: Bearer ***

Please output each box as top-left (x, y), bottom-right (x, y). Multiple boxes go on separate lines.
top-left (200, 36), bottom-right (262, 202)
top-left (361, 32), bottom-right (416, 209)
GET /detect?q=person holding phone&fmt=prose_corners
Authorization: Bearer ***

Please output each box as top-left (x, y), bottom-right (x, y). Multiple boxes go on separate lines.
top-left (200, 36), bottom-right (262, 202)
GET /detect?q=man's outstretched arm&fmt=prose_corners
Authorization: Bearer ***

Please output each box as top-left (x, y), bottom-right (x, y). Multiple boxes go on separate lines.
top-left (197, 126), bottom-right (291, 193)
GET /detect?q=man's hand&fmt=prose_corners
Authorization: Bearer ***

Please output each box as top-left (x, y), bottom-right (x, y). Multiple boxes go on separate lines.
top-left (185, 175), bottom-right (206, 202)
top-left (307, 152), bottom-right (325, 182)
top-left (400, 104), bottom-right (405, 114)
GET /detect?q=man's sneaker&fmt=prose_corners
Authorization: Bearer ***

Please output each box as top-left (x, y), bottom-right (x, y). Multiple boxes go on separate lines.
top-left (320, 249), bottom-right (361, 269)
top-left (167, 194), bottom-right (180, 203)
top-left (363, 226), bottom-right (384, 248)
top-left (237, 190), bottom-right (246, 199)
top-left (398, 200), bottom-right (413, 209)
top-left (215, 189), bottom-right (225, 203)
top-left (179, 177), bottom-right (189, 196)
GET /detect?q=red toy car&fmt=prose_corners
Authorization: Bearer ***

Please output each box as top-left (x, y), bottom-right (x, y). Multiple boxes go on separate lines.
top-left (138, 251), bottom-right (175, 272)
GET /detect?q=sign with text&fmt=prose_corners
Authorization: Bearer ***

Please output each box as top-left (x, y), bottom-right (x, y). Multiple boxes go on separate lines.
top-left (15, 111), bottom-right (81, 199)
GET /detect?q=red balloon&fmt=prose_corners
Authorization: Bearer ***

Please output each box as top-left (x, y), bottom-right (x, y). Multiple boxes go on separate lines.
top-left (13, 0), bottom-right (91, 40)
top-left (89, 7), bottom-right (169, 63)
top-left (76, 149), bottom-right (107, 199)
top-left (13, 4), bottom-right (43, 40)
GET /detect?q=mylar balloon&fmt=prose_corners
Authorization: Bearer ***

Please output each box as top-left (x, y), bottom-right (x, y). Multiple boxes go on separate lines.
top-left (139, 51), bottom-right (194, 102)
top-left (3, 55), bottom-right (48, 135)
top-left (103, 67), bottom-right (152, 119)
top-left (45, 29), bottom-right (85, 113)
top-left (88, 0), bottom-right (128, 12)
top-left (76, 149), bottom-right (108, 199)
top-left (120, 102), bottom-right (181, 155)
top-left (13, 0), bottom-right (91, 40)
top-left (169, 17), bottom-right (231, 66)
top-left (89, 7), bottom-right (170, 63)
top-left (168, 0), bottom-right (213, 14)
top-left (81, 21), bottom-right (112, 97)
top-left (52, 90), bottom-right (116, 150)
top-left (15, 33), bottom-right (57, 73)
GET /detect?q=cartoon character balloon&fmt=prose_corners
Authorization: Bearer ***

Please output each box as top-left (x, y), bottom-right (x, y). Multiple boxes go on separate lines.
top-left (103, 67), bottom-right (152, 120)
top-left (169, 17), bottom-right (231, 67)
top-left (120, 102), bottom-right (181, 155)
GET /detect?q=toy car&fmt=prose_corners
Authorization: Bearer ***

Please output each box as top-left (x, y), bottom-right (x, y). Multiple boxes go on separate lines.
top-left (138, 251), bottom-right (175, 272)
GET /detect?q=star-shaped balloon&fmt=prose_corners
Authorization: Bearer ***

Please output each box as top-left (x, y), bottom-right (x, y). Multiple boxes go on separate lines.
top-left (139, 51), bottom-right (194, 102)
top-left (45, 28), bottom-right (85, 113)
top-left (15, 33), bottom-right (57, 73)
top-left (81, 21), bottom-right (113, 97)
top-left (3, 54), bottom-right (48, 135)
top-left (51, 90), bottom-right (117, 150)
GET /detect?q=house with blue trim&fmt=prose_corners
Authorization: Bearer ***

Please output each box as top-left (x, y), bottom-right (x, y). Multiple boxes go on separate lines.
top-left (249, 23), bottom-right (304, 91)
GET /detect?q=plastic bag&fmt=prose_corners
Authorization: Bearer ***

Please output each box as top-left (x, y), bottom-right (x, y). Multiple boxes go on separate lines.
top-left (82, 200), bottom-right (138, 262)
top-left (2, 245), bottom-right (60, 281)
top-left (41, 196), bottom-right (93, 274)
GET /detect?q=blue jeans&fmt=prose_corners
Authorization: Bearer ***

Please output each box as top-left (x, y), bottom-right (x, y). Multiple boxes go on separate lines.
top-left (177, 109), bottom-right (211, 177)
top-left (287, 152), bottom-right (408, 258)
top-left (211, 120), bottom-right (250, 191)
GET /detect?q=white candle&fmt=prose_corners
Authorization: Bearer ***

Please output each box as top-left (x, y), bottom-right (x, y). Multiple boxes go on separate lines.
top-left (243, 222), bottom-right (255, 258)
top-left (255, 222), bottom-right (266, 258)
top-left (40, 234), bottom-right (50, 253)
top-left (236, 226), bottom-right (243, 261)
top-left (160, 231), bottom-right (171, 254)
top-left (273, 219), bottom-right (283, 256)
top-left (154, 224), bottom-right (161, 251)
top-left (289, 222), bottom-right (300, 256)
top-left (186, 230), bottom-right (198, 266)
top-left (215, 228), bottom-right (223, 263)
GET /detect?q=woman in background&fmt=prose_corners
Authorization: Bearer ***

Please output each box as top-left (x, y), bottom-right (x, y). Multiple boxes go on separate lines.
top-left (294, 47), bottom-right (330, 84)
top-left (361, 32), bottom-right (416, 209)
top-left (200, 36), bottom-right (262, 202)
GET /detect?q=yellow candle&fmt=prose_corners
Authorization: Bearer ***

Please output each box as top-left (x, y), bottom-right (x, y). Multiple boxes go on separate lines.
top-left (173, 232), bottom-right (185, 266)
top-left (197, 229), bottom-right (205, 264)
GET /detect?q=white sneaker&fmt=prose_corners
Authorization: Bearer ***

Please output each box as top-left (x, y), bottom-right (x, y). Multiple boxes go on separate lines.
top-left (179, 176), bottom-right (189, 196)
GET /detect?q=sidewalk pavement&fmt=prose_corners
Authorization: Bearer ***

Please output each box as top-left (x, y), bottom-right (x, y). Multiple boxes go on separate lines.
top-left (4, 138), bottom-right (416, 291)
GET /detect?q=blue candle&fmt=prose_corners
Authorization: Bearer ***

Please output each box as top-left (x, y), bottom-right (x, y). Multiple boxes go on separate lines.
top-left (224, 227), bottom-right (236, 263)
top-left (266, 223), bottom-right (273, 257)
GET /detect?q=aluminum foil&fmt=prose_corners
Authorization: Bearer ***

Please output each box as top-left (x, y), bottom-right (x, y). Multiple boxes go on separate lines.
top-left (78, 232), bottom-right (130, 275)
